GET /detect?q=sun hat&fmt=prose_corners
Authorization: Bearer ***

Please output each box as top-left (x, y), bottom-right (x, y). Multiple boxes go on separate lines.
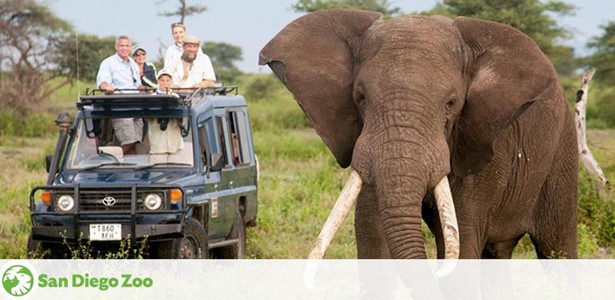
top-left (182, 35), bottom-right (200, 45)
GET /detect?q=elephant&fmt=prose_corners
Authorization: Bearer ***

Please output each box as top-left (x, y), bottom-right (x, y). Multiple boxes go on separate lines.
top-left (259, 9), bottom-right (578, 259)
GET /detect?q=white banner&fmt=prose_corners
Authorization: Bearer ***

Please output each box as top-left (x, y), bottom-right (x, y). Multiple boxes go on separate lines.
top-left (1, 260), bottom-right (614, 299)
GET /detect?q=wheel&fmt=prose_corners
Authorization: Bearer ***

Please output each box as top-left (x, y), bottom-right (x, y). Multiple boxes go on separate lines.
top-left (217, 211), bottom-right (246, 259)
top-left (157, 218), bottom-right (208, 259)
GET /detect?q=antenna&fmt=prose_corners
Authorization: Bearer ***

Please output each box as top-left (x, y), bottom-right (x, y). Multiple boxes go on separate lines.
top-left (76, 31), bottom-right (80, 97)
top-left (74, 2), bottom-right (81, 97)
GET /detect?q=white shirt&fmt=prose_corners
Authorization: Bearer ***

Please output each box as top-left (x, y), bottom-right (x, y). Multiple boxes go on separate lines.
top-left (164, 43), bottom-right (206, 70)
top-left (163, 43), bottom-right (183, 70)
top-left (169, 52), bottom-right (216, 88)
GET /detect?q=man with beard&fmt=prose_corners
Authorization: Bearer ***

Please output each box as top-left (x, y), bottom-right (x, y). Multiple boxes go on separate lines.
top-left (169, 35), bottom-right (216, 89)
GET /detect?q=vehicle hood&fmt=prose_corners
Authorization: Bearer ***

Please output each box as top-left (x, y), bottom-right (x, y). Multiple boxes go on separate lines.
top-left (58, 170), bottom-right (191, 185)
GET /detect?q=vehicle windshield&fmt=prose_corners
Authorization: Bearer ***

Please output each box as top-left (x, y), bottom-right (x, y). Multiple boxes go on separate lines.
top-left (65, 115), bottom-right (194, 170)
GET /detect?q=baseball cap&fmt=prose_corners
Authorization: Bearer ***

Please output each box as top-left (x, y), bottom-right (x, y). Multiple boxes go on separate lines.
top-left (157, 69), bottom-right (173, 79)
top-left (132, 44), bottom-right (146, 55)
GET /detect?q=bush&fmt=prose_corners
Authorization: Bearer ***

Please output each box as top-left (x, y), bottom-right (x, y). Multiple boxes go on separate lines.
top-left (244, 74), bottom-right (282, 101)
top-left (577, 170), bottom-right (615, 249)
top-left (248, 93), bottom-right (311, 131)
top-left (0, 111), bottom-right (55, 137)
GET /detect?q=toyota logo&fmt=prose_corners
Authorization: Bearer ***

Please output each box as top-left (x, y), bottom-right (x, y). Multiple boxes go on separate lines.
top-left (102, 196), bottom-right (116, 206)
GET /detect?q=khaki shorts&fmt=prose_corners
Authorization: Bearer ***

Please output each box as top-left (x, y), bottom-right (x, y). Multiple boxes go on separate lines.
top-left (112, 118), bottom-right (143, 145)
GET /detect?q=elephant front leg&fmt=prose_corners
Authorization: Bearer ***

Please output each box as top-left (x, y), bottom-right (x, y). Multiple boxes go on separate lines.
top-left (355, 184), bottom-right (391, 259)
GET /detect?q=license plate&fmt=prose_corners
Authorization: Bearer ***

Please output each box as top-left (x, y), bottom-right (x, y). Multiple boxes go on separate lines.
top-left (89, 224), bottom-right (122, 241)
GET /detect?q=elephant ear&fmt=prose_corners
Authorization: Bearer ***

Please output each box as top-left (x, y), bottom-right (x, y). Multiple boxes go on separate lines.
top-left (259, 9), bottom-right (383, 168)
top-left (452, 17), bottom-right (560, 177)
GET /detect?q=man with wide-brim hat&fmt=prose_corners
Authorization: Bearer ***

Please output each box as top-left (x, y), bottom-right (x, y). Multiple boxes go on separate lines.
top-left (169, 34), bottom-right (216, 89)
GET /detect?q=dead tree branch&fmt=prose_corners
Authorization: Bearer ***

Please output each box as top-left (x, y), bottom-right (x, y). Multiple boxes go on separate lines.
top-left (575, 68), bottom-right (609, 193)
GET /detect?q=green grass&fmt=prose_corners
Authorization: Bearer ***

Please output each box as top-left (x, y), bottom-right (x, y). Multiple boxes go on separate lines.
top-left (1, 75), bottom-right (614, 259)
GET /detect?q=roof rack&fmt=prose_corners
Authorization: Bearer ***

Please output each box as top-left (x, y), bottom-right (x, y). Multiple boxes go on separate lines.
top-left (78, 85), bottom-right (239, 111)
top-left (170, 85), bottom-right (239, 96)
top-left (77, 93), bottom-right (189, 110)
top-left (85, 85), bottom-right (238, 97)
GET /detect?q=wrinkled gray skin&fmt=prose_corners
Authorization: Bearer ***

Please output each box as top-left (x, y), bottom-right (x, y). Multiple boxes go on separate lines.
top-left (259, 9), bottom-right (578, 259)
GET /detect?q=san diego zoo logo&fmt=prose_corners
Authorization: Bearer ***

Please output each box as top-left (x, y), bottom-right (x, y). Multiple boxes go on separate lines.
top-left (1, 261), bottom-right (153, 297)
top-left (2, 263), bottom-right (36, 297)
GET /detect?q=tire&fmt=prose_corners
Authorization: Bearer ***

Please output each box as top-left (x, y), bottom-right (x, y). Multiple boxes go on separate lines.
top-left (217, 211), bottom-right (246, 259)
top-left (157, 218), bottom-right (208, 259)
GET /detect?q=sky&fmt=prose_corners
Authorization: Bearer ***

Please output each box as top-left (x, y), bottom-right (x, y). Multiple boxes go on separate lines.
top-left (49, 0), bottom-right (614, 73)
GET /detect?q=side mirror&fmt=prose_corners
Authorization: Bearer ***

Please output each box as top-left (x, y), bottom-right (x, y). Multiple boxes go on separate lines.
top-left (45, 155), bottom-right (53, 173)
top-left (210, 153), bottom-right (223, 172)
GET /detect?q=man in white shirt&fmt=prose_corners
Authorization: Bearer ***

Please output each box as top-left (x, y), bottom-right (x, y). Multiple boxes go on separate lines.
top-left (169, 35), bottom-right (216, 89)
top-left (97, 35), bottom-right (142, 94)
top-left (96, 35), bottom-right (144, 154)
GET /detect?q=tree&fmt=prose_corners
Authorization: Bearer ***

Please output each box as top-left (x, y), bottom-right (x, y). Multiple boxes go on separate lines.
top-left (0, 0), bottom-right (73, 115)
top-left (424, 0), bottom-right (577, 74)
top-left (203, 41), bottom-right (243, 83)
top-left (292, 0), bottom-right (401, 18)
top-left (158, 0), bottom-right (206, 23)
top-left (52, 34), bottom-right (117, 82)
top-left (585, 21), bottom-right (615, 86)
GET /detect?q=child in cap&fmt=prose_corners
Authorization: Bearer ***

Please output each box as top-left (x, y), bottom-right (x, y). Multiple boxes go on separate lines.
top-left (148, 70), bottom-right (185, 163)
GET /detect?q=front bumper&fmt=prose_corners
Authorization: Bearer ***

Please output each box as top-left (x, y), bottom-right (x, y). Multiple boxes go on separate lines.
top-left (30, 184), bottom-right (188, 243)
top-left (31, 222), bottom-right (183, 243)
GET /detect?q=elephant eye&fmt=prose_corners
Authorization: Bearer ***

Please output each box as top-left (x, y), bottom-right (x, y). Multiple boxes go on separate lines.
top-left (445, 99), bottom-right (456, 111)
top-left (354, 88), bottom-right (367, 107)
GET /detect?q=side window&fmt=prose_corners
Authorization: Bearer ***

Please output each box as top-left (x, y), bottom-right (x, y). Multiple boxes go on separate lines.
top-left (216, 115), bottom-right (231, 168)
top-left (197, 123), bottom-right (210, 168)
top-left (198, 118), bottom-right (226, 167)
top-left (228, 110), bottom-right (251, 165)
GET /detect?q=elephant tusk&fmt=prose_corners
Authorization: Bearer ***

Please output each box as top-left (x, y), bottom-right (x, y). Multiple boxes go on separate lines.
top-left (308, 170), bottom-right (362, 259)
top-left (434, 176), bottom-right (460, 259)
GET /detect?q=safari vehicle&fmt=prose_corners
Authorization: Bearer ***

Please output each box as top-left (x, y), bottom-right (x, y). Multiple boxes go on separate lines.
top-left (28, 87), bottom-right (258, 258)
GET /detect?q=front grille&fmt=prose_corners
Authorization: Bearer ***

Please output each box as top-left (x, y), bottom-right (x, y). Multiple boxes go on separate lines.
top-left (64, 188), bottom-right (166, 212)
top-left (31, 185), bottom-right (185, 217)
top-left (79, 190), bottom-right (140, 211)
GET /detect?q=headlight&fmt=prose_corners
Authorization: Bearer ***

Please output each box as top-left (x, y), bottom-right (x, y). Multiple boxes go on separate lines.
top-left (144, 194), bottom-right (162, 210)
top-left (56, 195), bottom-right (75, 212)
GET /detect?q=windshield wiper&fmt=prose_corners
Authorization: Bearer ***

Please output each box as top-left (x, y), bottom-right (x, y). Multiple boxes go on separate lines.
top-left (77, 162), bottom-right (137, 172)
top-left (135, 162), bottom-right (192, 170)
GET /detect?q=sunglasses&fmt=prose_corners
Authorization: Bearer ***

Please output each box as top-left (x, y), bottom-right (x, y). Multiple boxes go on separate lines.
top-left (133, 52), bottom-right (146, 57)
top-left (171, 22), bottom-right (185, 29)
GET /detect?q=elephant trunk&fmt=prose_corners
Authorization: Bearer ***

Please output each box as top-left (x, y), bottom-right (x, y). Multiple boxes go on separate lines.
top-left (377, 173), bottom-right (429, 259)
top-left (373, 129), bottom-right (457, 259)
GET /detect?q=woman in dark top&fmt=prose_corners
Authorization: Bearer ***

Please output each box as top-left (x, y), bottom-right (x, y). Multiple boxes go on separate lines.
top-left (132, 45), bottom-right (158, 88)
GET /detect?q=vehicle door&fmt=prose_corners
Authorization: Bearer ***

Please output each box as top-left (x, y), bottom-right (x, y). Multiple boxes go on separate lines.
top-left (197, 115), bottom-right (233, 238)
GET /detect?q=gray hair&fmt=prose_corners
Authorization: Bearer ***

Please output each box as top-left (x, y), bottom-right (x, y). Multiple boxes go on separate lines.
top-left (115, 35), bottom-right (131, 45)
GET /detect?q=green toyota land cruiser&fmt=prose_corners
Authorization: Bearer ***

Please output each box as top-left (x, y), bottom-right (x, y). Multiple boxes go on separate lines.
top-left (28, 87), bottom-right (258, 258)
